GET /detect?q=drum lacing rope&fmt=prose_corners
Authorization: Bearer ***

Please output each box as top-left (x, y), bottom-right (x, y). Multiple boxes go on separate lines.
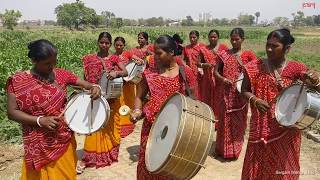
top-left (182, 108), bottom-right (215, 122)
top-left (248, 131), bottom-right (289, 145)
top-left (169, 154), bottom-right (206, 168)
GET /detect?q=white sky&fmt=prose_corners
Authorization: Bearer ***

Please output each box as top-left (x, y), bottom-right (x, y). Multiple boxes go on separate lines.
top-left (0, 0), bottom-right (319, 22)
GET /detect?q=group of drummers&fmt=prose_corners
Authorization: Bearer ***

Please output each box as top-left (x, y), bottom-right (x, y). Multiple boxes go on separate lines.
top-left (6, 27), bottom-right (320, 180)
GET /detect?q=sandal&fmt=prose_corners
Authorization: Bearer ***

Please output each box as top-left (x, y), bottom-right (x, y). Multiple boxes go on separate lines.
top-left (76, 161), bottom-right (86, 174)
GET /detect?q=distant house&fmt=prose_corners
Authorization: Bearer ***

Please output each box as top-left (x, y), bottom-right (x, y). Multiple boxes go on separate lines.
top-left (168, 21), bottom-right (181, 27)
top-left (21, 20), bottom-right (45, 26)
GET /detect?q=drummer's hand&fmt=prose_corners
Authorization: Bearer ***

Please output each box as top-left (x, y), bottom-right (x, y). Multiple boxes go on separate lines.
top-left (223, 78), bottom-right (233, 86)
top-left (39, 116), bottom-right (60, 130)
top-left (131, 109), bottom-right (142, 123)
top-left (90, 86), bottom-right (101, 100)
top-left (303, 70), bottom-right (320, 86)
top-left (253, 98), bottom-right (270, 113)
top-left (135, 59), bottom-right (144, 65)
top-left (107, 71), bottom-right (117, 80)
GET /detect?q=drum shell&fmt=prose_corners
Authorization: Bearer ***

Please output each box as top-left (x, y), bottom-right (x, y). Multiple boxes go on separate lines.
top-left (106, 78), bottom-right (123, 99)
top-left (124, 61), bottom-right (145, 84)
top-left (146, 93), bottom-right (215, 180)
top-left (292, 92), bottom-right (320, 130)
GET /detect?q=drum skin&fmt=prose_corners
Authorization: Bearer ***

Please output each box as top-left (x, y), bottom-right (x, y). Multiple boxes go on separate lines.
top-left (276, 84), bottom-right (320, 130)
top-left (123, 61), bottom-right (145, 84)
top-left (145, 93), bottom-right (215, 180)
top-left (64, 92), bottom-right (110, 134)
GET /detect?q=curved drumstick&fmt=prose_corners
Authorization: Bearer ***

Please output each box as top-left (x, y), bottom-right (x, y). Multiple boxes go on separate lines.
top-left (58, 93), bottom-right (80, 118)
top-left (293, 83), bottom-right (305, 112)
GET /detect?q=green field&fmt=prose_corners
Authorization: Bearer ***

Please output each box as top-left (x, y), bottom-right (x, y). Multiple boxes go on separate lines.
top-left (1, 26), bottom-right (320, 143)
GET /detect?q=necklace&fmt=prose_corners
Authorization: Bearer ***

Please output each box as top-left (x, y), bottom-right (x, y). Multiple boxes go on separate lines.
top-left (31, 69), bottom-right (55, 84)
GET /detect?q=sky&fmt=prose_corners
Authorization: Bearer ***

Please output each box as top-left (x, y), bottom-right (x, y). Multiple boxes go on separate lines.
top-left (0, 0), bottom-right (319, 22)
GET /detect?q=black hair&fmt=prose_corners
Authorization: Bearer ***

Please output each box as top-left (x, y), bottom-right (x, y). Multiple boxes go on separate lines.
top-left (114, 36), bottom-right (126, 45)
top-left (189, 30), bottom-right (199, 38)
top-left (230, 28), bottom-right (245, 39)
top-left (27, 39), bottom-right (57, 61)
top-left (172, 33), bottom-right (183, 44)
top-left (208, 29), bottom-right (220, 38)
top-left (155, 35), bottom-right (178, 55)
top-left (138, 32), bottom-right (149, 41)
top-left (98, 32), bottom-right (112, 43)
top-left (267, 28), bottom-right (295, 48)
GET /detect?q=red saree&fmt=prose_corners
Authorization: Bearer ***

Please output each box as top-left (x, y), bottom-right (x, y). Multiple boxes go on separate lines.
top-left (241, 60), bottom-right (307, 180)
top-left (137, 66), bottom-right (196, 180)
top-left (6, 68), bottom-right (78, 170)
top-left (81, 54), bottom-right (122, 168)
top-left (215, 50), bottom-right (257, 159)
top-left (183, 43), bottom-right (207, 100)
top-left (201, 43), bottom-right (228, 117)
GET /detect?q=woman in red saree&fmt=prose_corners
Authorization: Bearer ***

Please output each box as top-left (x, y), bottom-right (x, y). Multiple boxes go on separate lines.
top-left (214, 28), bottom-right (257, 159)
top-left (130, 32), bottom-right (154, 60)
top-left (200, 29), bottom-right (228, 118)
top-left (241, 29), bottom-right (320, 180)
top-left (131, 35), bottom-right (196, 180)
top-left (113, 36), bottom-right (145, 138)
top-left (6, 39), bottom-right (101, 180)
top-left (183, 30), bottom-right (206, 100)
top-left (78, 32), bottom-right (128, 172)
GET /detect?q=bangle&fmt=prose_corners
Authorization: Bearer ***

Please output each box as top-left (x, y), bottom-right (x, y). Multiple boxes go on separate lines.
top-left (133, 109), bottom-right (142, 114)
top-left (91, 84), bottom-right (102, 91)
top-left (36, 116), bottom-right (44, 127)
top-left (253, 99), bottom-right (259, 107)
top-left (315, 79), bottom-right (320, 87)
top-left (248, 95), bottom-right (255, 104)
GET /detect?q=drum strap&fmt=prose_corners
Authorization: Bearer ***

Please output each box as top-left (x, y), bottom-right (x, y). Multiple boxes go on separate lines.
top-left (179, 66), bottom-right (196, 100)
top-left (97, 55), bottom-right (109, 73)
top-left (234, 53), bottom-right (245, 69)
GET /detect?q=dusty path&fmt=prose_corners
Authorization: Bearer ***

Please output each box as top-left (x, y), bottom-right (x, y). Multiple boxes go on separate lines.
top-left (1, 120), bottom-right (320, 180)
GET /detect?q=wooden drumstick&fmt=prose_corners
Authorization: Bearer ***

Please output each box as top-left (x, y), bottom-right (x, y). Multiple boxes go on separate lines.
top-left (58, 94), bottom-right (80, 119)
top-left (233, 78), bottom-right (243, 83)
top-left (293, 83), bottom-right (305, 112)
top-left (128, 63), bottom-right (137, 77)
top-left (89, 98), bottom-right (93, 133)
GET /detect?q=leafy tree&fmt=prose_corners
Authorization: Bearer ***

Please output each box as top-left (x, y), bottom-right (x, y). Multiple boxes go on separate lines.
top-left (238, 14), bottom-right (255, 25)
top-left (291, 11), bottom-right (305, 27)
top-left (101, 11), bottom-right (115, 27)
top-left (314, 15), bottom-right (320, 25)
top-left (255, 12), bottom-right (260, 25)
top-left (273, 17), bottom-right (290, 27)
top-left (110, 17), bottom-right (123, 28)
top-left (55, 1), bottom-right (97, 30)
top-left (0, 9), bottom-right (22, 30)
top-left (181, 16), bottom-right (194, 26)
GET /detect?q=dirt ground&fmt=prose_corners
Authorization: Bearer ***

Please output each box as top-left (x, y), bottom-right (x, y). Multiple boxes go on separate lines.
top-left (1, 120), bottom-right (320, 180)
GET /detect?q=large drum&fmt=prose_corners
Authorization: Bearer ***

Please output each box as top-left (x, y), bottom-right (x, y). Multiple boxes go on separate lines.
top-left (275, 84), bottom-right (320, 130)
top-left (123, 61), bottom-right (145, 84)
top-left (64, 92), bottom-right (110, 134)
top-left (99, 72), bottom-right (123, 99)
top-left (145, 93), bottom-right (215, 180)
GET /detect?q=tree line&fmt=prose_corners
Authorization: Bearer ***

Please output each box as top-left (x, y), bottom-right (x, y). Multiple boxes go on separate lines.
top-left (0, 0), bottom-right (319, 30)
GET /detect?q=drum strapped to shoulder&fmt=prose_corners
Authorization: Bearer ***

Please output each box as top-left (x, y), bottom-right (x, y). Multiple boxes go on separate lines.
top-left (145, 93), bottom-right (215, 180)
top-left (64, 91), bottom-right (110, 134)
top-left (99, 72), bottom-right (123, 99)
top-left (123, 60), bottom-right (145, 84)
top-left (275, 84), bottom-right (320, 130)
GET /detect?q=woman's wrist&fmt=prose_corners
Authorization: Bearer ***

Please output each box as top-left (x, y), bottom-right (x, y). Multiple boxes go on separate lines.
top-left (36, 116), bottom-right (44, 127)
top-left (91, 84), bottom-right (102, 91)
